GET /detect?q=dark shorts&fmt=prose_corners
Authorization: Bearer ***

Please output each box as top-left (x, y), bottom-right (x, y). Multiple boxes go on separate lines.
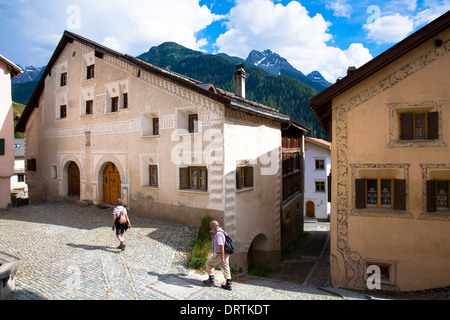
top-left (115, 221), bottom-right (128, 237)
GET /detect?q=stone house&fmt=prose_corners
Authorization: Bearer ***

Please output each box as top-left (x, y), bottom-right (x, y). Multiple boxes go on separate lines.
top-left (11, 138), bottom-right (28, 200)
top-left (0, 54), bottom-right (21, 209)
top-left (15, 31), bottom-right (307, 270)
top-left (309, 12), bottom-right (450, 291)
top-left (304, 137), bottom-right (331, 220)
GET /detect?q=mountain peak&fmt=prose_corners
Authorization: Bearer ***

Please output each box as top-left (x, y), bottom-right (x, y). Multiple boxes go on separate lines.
top-left (245, 49), bottom-right (331, 91)
top-left (246, 49), bottom-right (289, 75)
top-left (12, 65), bottom-right (44, 84)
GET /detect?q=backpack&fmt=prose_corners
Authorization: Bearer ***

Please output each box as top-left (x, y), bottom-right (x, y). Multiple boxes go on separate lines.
top-left (219, 230), bottom-right (235, 254)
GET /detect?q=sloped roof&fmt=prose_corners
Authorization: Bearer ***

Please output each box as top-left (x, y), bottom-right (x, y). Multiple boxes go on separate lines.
top-left (16, 31), bottom-right (292, 132)
top-left (308, 10), bottom-right (450, 134)
top-left (305, 137), bottom-right (331, 150)
top-left (0, 54), bottom-right (22, 79)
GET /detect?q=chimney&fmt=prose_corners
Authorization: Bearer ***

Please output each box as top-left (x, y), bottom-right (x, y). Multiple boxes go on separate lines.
top-left (234, 63), bottom-right (246, 99)
top-left (347, 66), bottom-right (357, 76)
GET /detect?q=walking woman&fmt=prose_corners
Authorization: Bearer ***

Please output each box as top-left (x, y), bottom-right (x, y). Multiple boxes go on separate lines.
top-left (112, 199), bottom-right (131, 250)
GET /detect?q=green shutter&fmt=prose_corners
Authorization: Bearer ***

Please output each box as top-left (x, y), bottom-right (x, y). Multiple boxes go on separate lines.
top-left (236, 168), bottom-right (242, 189)
top-left (393, 179), bottom-right (406, 210)
top-left (244, 166), bottom-right (254, 188)
top-left (427, 180), bottom-right (437, 212)
top-left (179, 167), bottom-right (189, 190)
top-left (327, 170), bottom-right (332, 203)
top-left (427, 112), bottom-right (439, 140)
top-left (400, 113), bottom-right (414, 140)
top-left (0, 139), bottom-right (4, 155)
top-left (355, 179), bottom-right (366, 209)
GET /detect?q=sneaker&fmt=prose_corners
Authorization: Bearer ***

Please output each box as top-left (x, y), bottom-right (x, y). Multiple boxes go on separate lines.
top-left (221, 279), bottom-right (232, 291)
top-left (203, 276), bottom-right (215, 285)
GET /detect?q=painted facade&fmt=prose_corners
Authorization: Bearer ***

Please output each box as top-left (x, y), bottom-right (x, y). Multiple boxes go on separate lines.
top-left (0, 54), bottom-right (21, 209)
top-left (304, 137), bottom-right (331, 220)
top-left (309, 12), bottom-right (450, 291)
top-left (16, 31), bottom-right (307, 271)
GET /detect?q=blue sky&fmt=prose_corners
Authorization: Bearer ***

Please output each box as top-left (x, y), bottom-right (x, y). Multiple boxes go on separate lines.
top-left (0, 0), bottom-right (448, 82)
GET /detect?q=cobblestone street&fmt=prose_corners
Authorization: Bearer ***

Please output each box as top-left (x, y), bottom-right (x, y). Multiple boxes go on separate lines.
top-left (0, 201), bottom-right (345, 301)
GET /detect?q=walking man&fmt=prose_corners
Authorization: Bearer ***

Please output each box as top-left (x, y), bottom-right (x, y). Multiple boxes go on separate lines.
top-left (203, 220), bottom-right (232, 290)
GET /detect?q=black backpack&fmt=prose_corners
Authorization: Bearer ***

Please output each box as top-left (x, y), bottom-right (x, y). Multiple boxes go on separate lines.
top-left (219, 230), bottom-right (235, 254)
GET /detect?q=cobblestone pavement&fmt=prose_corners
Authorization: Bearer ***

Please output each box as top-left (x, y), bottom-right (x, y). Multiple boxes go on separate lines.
top-left (0, 201), bottom-right (344, 301)
top-left (3, 202), bottom-right (448, 301)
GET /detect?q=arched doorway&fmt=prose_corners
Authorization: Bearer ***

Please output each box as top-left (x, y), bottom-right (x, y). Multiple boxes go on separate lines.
top-left (306, 201), bottom-right (315, 217)
top-left (103, 162), bottom-right (121, 205)
top-left (247, 234), bottom-right (269, 271)
top-left (68, 162), bottom-right (80, 197)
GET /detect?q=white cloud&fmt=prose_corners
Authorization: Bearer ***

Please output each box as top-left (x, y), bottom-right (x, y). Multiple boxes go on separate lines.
top-left (414, 0), bottom-right (450, 26)
top-left (364, 13), bottom-right (415, 44)
top-left (214, 0), bottom-right (372, 83)
top-left (1, 0), bottom-right (221, 66)
top-left (71, 0), bottom-right (222, 55)
top-left (386, 0), bottom-right (418, 12)
top-left (101, 36), bottom-right (121, 52)
top-left (326, 0), bottom-right (353, 18)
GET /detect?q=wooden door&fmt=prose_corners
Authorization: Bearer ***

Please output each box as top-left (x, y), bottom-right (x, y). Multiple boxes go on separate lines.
top-left (103, 163), bottom-right (121, 204)
top-left (306, 201), bottom-right (315, 217)
top-left (68, 162), bottom-right (80, 197)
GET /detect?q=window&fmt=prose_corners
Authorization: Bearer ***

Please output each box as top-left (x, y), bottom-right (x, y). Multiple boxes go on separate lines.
top-left (427, 180), bottom-right (450, 212)
top-left (189, 114), bottom-right (198, 133)
top-left (17, 174), bottom-right (25, 182)
top-left (27, 159), bottom-right (37, 172)
top-left (283, 153), bottom-right (300, 174)
top-left (153, 118), bottom-right (159, 136)
top-left (366, 179), bottom-right (393, 208)
top-left (315, 181), bottom-right (325, 192)
top-left (111, 97), bottom-right (119, 112)
top-left (51, 166), bottom-right (57, 179)
top-left (0, 139), bottom-right (4, 155)
top-left (236, 165), bottom-right (254, 189)
top-left (60, 105), bottom-right (67, 119)
top-left (315, 159), bottom-right (325, 170)
top-left (60, 72), bottom-right (67, 87)
top-left (355, 178), bottom-right (406, 210)
top-left (87, 65), bottom-right (95, 80)
top-left (179, 166), bottom-right (207, 190)
top-left (400, 111), bottom-right (438, 140)
top-left (123, 93), bottom-right (128, 109)
top-left (85, 100), bottom-right (93, 115)
top-left (149, 165), bottom-right (158, 187)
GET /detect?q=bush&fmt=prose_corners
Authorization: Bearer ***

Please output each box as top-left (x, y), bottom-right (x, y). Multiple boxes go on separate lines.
top-left (188, 215), bottom-right (213, 270)
top-left (189, 257), bottom-right (208, 269)
top-left (248, 266), bottom-right (273, 277)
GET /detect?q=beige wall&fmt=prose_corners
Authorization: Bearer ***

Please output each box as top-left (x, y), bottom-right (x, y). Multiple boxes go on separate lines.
top-left (0, 60), bottom-right (15, 208)
top-left (24, 40), bottom-right (284, 270)
top-left (330, 29), bottom-right (450, 291)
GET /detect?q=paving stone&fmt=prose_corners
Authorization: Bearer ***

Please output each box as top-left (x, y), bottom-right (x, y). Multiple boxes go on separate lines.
top-left (0, 201), bottom-right (347, 300)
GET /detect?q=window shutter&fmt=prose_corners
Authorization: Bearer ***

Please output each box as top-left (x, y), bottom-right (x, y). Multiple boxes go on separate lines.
top-left (427, 180), bottom-right (437, 212)
top-left (0, 138), bottom-right (4, 155)
top-left (236, 168), bottom-right (242, 189)
top-left (427, 111), bottom-right (439, 140)
top-left (327, 171), bottom-right (332, 203)
top-left (355, 179), bottom-right (366, 209)
top-left (179, 167), bottom-right (189, 190)
top-left (394, 179), bottom-right (406, 210)
top-left (244, 166), bottom-right (254, 188)
top-left (400, 113), bottom-right (414, 140)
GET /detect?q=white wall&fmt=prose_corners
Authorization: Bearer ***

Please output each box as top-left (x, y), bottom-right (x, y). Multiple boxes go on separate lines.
top-left (304, 140), bottom-right (331, 220)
